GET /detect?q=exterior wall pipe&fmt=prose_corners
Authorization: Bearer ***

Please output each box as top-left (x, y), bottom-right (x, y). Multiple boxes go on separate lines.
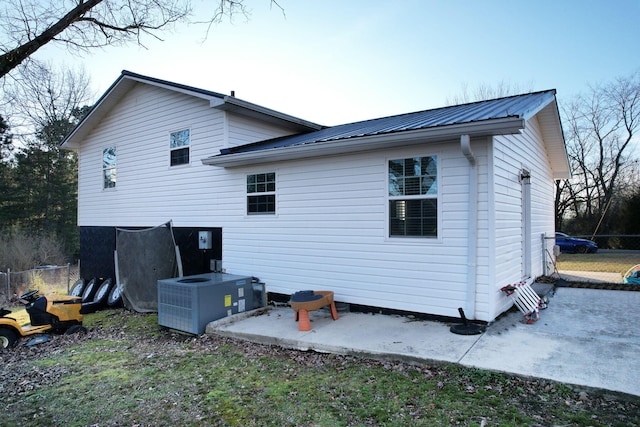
top-left (460, 134), bottom-right (478, 319)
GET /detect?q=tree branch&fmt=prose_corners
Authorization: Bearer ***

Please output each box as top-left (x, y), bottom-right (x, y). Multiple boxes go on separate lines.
top-left (0, 0), bottom-right (104, 78)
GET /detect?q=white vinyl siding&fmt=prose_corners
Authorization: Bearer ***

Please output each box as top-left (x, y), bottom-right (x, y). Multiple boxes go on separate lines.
top-left (227, 114), bottom-right (297, 148)
top-left (490, 116), bottom-right (556, 318)
top-left (74, 81), bottom-right (558, 322)
top-left (222, 144), bottom-right (477, 319)
top-left (77, 84), bottom-right (228, 226)
top-left (76, 84), bottom-right (305, 227)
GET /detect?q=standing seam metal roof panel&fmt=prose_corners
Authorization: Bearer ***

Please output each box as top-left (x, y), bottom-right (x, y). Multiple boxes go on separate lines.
top-left (220, 90), bottom-right (557, 155)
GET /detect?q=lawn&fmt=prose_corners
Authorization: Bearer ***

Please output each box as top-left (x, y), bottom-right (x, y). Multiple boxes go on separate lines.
top-left (1, 309), bottom-right (638, 426)
top-left (556, 252), bottom-right (639, 276)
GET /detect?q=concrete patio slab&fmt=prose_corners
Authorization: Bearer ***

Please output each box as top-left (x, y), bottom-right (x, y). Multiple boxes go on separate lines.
top-left (206, 287), bottom-right (640, 397)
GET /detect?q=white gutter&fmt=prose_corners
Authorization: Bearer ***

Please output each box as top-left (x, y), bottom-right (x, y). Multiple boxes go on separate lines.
top-left (460, 134), bottom-right (478, 320)
top-left (202, 117), bottom-right (525, 167)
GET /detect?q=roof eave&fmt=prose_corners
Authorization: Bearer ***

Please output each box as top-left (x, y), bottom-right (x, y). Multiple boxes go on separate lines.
top-left (553, 171), bottom-right (572, 180)
top-left (520, 90), bottom-right (557, 120)
top-left (61, 71), bottom-right (227, 149)
top-left (202, 117), bottom-right (526, 167)
top-left (60, 75), bottom-right (132, 150)
top-left (212, 96), bottom-right (324, 132)
top-left (61, 71), bottom-right (322, 149)
top-left (535, 99), bottom-right (571, 179)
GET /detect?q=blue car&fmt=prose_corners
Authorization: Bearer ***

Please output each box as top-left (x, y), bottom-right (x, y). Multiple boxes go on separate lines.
top-left (555, 232), bottom-right (598, 254)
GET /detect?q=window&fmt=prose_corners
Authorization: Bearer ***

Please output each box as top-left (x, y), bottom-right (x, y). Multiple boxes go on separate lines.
top-left (102, 147), bottom-right (116, 189)
top-left (170, 129), bottom-right (190, 166)
top-left (247, 172), bottom-right (276, 214)
top-left (388, 156), bottom-right (438, 237)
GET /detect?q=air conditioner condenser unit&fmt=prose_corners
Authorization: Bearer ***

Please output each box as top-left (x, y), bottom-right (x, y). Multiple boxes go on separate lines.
top-left (158, 273), bottom-right (253, 334)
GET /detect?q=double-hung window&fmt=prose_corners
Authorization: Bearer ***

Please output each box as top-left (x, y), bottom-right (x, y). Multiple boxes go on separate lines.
top-left (170, 129), bottom-right (190, 166)
top-left (247, 172), bottom-right (276, 214)
top-left (388, 156), bottom-right (438, 237)
top-left (102, 147), bottom-right (116, 189)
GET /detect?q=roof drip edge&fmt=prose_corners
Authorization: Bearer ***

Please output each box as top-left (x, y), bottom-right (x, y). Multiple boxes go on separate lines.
top-left (202, 117), bottom-right (525, 167)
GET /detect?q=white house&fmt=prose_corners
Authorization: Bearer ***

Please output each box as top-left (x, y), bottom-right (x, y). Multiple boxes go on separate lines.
top-left (61, 70), bottom-right (570, 322)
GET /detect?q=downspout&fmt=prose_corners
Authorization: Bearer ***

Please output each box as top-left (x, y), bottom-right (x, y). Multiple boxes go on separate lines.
top-left (460, 135), bottom-right (477, 319)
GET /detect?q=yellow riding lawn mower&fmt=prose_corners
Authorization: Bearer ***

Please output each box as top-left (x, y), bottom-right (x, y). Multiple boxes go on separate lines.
top-left (0, 290), bottom-right (87, 348)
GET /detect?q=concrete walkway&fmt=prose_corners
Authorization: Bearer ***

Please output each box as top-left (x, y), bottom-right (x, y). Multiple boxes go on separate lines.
top-left (206, 287), bottom-right (640, 397)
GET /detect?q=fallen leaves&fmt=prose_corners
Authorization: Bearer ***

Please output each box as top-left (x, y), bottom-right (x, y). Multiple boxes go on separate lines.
top-left (1, 309), bottom-right (638, 427)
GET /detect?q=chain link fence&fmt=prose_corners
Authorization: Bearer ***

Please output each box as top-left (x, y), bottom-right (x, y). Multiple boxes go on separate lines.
top-left (0, 263), bottom-right (80, 304)
top-left (544, 234), bottom-right (640, 286)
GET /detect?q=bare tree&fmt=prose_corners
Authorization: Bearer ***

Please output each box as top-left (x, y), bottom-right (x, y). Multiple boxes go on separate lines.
top-left (0, 0), bottom-right (280, 79)
top-left (445, 80), bottom-right (535, 105)
top-left (557, 71), bottom-right (640, 233)
top-left (4, 60), bottom-right (93, 140)
top-left (0, 62), bottom-right (92, 254)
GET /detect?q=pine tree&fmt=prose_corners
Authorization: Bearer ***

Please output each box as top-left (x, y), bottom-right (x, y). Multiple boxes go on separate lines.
top-left (0, 114), bottom-right (18, 226)
top-left (9, 109), bottom-right (85, 255)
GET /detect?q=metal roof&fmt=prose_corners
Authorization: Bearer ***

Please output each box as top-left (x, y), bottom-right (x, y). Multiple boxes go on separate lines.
top-left (219, 90), bottom-right (558, 155)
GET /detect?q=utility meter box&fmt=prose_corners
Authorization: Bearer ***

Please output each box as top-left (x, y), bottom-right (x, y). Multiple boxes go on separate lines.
top-left (198, 231), bottom-right (212, 249)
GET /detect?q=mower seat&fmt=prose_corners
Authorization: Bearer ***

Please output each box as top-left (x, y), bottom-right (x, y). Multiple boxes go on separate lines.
top-left (26, 296), bottom-right (55, 326)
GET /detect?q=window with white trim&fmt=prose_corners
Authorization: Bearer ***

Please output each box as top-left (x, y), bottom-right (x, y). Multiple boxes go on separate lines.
top-left (247, 172), bottom-right (276, 214)
top-left (170, 129), bottom-right (190, 166)
top-left (102, 147), bottom-right (116, 189)
top-left (388, 156), bottom-right (438, 237)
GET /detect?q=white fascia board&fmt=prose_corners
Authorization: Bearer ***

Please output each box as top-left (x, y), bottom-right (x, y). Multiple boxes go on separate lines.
top-left (520, 91), bottom-right (556, 121)
top-left (202, 117), bottom-right (525, 167)
top-left (124, 74), bottom-right (221, 103)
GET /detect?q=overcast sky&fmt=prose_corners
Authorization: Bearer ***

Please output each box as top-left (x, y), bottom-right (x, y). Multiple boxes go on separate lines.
top-left (36, 0), bottom-right (640, 126)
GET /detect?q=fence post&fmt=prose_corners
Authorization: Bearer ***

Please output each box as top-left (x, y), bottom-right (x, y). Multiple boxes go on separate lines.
top-left (7, 268), bottom-right (10, 298)
top-left (67, 262), bottom-right (71, 293)
top-left (542, 233), bottom-right (547, 276)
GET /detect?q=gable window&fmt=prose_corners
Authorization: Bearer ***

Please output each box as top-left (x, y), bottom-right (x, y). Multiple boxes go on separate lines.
top-left (247, 172), bottom-right (276, 214)
top-left (170, 129), bottom-right (190, 166)
top-left (388, 156), bottom-right (438, 237)
top-left (102, 147), bottom-right (116, 189)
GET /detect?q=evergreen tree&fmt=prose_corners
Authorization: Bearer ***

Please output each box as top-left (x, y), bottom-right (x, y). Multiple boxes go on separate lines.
top-left (11, 110), bottom-right (84, 256)
top-left (0, 115), bottom-right (12, 155)
top-left (0, 115), bottom-right (18, 226)
top-left (2, 62), bottom-right (92, 259)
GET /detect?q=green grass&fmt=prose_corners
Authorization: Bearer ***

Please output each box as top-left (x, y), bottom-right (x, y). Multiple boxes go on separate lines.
top-left (2, 310), bottom-right (638, 426)
top-left (557, 252), bottom-right (639, 275)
